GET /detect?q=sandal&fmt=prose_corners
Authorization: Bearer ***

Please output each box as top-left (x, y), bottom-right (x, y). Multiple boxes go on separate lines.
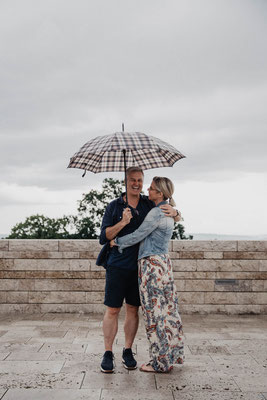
top-left (140, 362), bottom-right (174, 373)
top-left (139, 362), bottom-right (156, 373)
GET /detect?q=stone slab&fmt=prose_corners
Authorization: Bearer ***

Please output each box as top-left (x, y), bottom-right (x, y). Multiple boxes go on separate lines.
top-left (34, 279), bottom-right (92, 291)
top-left (0, 372), bottom-right (84, 389)
top-left (229, 374), bottom-right (267, 392)
top-left (238, 241), bottom-right (267, 252)
top-left (180, 292), bottom-right (205, 304)
top-left (91, 279), bottom-right (105, 291)
top-left (1, 389), bottom-right (101, 400)
top-left (0, 252), bottom-right (80, 259)
top-left (260, 261), bottom-right (267, 271)
top-left (173, 271), bottom-right (216, 279)
top-left (37, 304), bottom-right (105, 314)
top-left (155, 371), bottom-right (240, 392)
top-left (204, 293), bottom-right (238, 304)
top-left (39, 343), bottom-right (87, 353)
top-left (82, 370), bottom-right (156, 389)
top-left (58, 240), bottom-right (101, 252)
top-left (0, 279), bottom-right (34, 291)
top-left (0, 241), bottom-right (8, 251)
top-left (6, 352), bottom-right (51, 361)
top-left (28, 291), bottom-right (86, 304)
top-left (188, 345), bottom-right (231, 355)
top-left (172, 392), bottom-right (264, 400)
top-left (216, 272), bottom-right (267, 280)
top-left (0, 361), bottom-right (64, 374)
top-left (6, 292), bottom-right (29, 304)
top-left (8, 240), bottom-right (59, 252)
top-left (224, 252), bottom-right (267, 260)
top-left (13, 259), bottom-right (91, 271)
top-left (0, 260), bottom-right (14, 270)
top-left (172, 260), bottom-right (197, 272)
top-left (204, 252), bottom-right (224, 259)
top-left (0, 352), bottom-right (9, 360)
top-left (207, 354), bottom-right (263, 375)
top-left (184, 280), bottom-right (215, 291)
top-left (0, 389), bottom-right (7, 398)
top-left (180, 252), bottom-right (204, 259)
top-left (101, 389), bottom-right (174, 400)
top-left (172, 241), bottom-right (237, 251)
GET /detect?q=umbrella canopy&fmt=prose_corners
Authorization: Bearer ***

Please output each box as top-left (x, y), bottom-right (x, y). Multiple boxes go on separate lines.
top-left (68, 130), bottom-right (185, 204)
top-left (68, 131), bottom-right (185, 173)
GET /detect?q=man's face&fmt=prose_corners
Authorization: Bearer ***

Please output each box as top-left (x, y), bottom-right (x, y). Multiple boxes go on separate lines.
top-left (126, 171), bottom-right (144, 196)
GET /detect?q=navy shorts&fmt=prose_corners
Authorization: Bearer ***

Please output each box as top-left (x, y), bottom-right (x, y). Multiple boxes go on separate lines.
top-left (104, 266), bottom-right (141, 308)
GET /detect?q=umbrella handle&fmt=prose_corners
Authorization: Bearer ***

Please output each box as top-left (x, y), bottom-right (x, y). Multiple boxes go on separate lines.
top-left (123, 149), bottom-right (128, 206)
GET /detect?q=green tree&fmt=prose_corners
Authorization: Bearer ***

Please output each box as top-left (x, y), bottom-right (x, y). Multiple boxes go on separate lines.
top-left (172, 222), bottom-right (193, 240)
top-left (6, 178), bottom-right (192, 240)
top-left (73, 178), bottom-right (124, 239)
top-left (7, 214), bottom-right (75, 239)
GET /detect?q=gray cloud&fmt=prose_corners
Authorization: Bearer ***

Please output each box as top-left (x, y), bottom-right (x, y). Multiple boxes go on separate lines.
top-left (0, 0), bottom-right (267, 234)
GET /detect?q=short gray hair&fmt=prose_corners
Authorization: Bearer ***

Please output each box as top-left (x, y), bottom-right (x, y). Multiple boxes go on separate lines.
top-left (126, 166), bottom-right (144, 177)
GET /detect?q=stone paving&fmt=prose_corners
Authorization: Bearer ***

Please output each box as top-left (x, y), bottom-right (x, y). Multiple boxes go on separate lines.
top-left (0, 312), bottom-right (266, 399)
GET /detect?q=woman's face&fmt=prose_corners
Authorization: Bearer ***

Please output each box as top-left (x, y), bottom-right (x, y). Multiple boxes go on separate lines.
top-left (147, 180), bottom-right (162, 202)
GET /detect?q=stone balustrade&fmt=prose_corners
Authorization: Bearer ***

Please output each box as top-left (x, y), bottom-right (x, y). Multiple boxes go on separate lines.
top-left (0, 239), bottom-right (267, 314)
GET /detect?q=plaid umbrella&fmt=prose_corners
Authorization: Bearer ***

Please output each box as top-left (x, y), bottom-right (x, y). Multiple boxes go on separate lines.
top-left (68, 129), bottom-right (185, 203)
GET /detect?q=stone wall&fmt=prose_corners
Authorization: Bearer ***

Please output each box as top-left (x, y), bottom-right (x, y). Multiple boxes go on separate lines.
top-left (0, 239), bottom-right (267, 314)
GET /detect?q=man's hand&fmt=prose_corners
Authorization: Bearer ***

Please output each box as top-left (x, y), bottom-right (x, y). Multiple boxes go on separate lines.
top-left (122, 207), bottom-right (133, 225)
top-left (110, 239), bottom-right (117, 247)
top-left (105, 207), bottom-right (133, 241)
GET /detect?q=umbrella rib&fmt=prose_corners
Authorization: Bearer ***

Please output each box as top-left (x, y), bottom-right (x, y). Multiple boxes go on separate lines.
top-left (158, 148), bottom-right (185, 165)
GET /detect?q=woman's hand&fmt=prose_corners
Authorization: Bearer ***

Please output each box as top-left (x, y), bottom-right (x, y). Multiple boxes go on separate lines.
top-left (160, 204), bottom-right (176, 217)
top-left (121, 207), bottom-right (133, 225)
top-left (110, 239), bottom-right (117, 247)
top-left (160, 204), bottom-right (182, 222)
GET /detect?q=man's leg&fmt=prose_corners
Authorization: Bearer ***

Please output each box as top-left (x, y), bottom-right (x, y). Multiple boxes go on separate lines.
top-left (103, 306), bottom-right (120, 351)
top-left (124, 304), bottom-right (139, 349)
top-left (121, 304), bottom-right (139, 370)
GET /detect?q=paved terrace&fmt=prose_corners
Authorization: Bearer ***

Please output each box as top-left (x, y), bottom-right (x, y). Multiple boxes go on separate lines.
top-left (0, 312), bottom-right (266, 399)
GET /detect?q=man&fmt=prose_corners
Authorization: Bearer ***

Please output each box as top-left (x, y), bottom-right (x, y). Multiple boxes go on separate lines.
top-left (99, 167), bottom-right (181, 373)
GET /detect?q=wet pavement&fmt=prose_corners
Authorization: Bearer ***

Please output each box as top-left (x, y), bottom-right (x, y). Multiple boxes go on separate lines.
top-left (0, 312), bottom-right (266, 399)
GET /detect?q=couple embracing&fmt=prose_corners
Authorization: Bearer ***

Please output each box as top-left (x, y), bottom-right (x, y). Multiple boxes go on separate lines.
top-left (99, 166), bottom-right (184, 373)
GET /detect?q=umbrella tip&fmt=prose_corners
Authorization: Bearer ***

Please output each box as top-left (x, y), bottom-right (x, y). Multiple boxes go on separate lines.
top-left (122, 122), bottom-right (125, 132)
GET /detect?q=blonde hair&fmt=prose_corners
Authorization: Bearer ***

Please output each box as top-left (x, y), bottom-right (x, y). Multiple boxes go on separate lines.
top-left (152, 176), bottom-right (176, 207)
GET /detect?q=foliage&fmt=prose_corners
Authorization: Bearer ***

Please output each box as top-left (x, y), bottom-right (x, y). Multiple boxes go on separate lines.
top-left (6, 178), bottom-right (192, 240)
top-left (6, 214), bottom-right (75, 239)
top-left (172, 223), bottom-right (193, 240)
top-left (74, 178), bottom-right (124, 239)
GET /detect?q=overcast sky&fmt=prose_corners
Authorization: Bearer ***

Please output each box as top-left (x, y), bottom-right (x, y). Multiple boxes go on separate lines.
top-left (0, 0), bottom-right (267, 237)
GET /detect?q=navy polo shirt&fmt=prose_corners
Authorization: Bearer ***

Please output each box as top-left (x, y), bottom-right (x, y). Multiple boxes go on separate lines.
top-left (100, 193), bottom-right (154, 270)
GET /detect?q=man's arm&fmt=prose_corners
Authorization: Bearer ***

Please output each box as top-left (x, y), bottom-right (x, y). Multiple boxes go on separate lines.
top-left (105, 208), bottom-right (132, 241)
top-left (100, 205), bottom-right (132, 244)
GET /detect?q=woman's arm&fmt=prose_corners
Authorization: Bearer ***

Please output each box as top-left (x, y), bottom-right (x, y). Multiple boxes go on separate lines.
top-left (115, 207), bottom-right (161, 251)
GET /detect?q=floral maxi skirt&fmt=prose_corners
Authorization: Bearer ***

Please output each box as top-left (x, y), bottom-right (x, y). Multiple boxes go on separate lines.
top-left (138, 254), bottom-right (184, 372)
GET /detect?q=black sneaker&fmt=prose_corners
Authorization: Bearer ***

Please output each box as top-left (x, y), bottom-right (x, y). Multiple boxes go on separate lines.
top-left (122, 348), bottom-right (137, 370)
top-left (101, 351), bottom-right (114, 373)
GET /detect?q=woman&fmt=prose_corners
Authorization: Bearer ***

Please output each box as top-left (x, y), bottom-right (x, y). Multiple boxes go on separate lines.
top-left (111, 176), bottom-right (184, 373)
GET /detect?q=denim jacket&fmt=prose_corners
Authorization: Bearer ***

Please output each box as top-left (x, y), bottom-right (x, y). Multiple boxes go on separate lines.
top-left (116, 201), bottom-right (174, 260)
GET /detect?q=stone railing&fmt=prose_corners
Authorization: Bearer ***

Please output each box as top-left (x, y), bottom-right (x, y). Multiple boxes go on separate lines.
top-left (0, 239), bottom-right (266, 314)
